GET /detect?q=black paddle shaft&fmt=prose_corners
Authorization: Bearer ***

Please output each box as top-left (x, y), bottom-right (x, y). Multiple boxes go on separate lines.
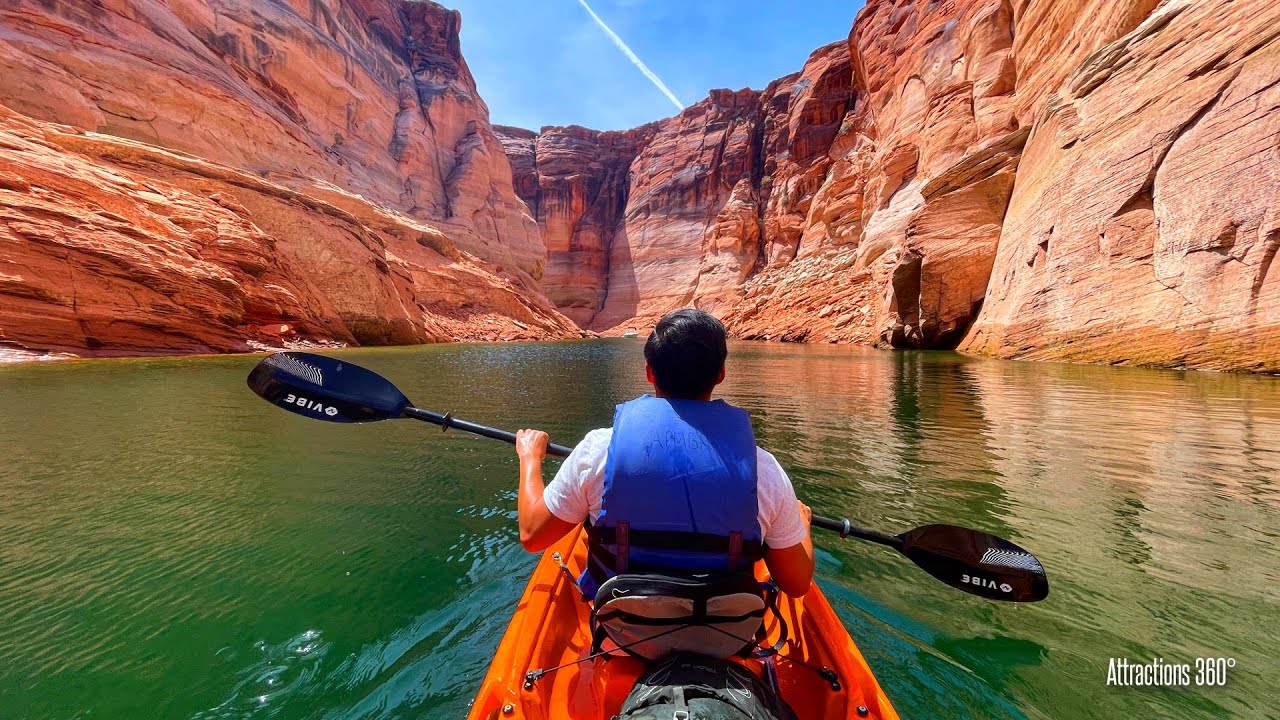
top-left (402, 407), bottom-right (575, 457)
top-left (810, 515), bottom-right (903, 549)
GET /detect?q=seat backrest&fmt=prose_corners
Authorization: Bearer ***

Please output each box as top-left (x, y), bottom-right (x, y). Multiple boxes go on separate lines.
top-left (592, 573), bottom-right (765, 661)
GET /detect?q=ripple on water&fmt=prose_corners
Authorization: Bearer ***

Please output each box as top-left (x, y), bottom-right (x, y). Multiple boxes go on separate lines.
top-left (317, 536), bottom-right (533, 720)
top-left (193, 629), bottom-right (330, 720)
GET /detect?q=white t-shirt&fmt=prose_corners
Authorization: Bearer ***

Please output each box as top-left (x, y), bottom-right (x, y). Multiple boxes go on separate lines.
top-left (543, 428), bottom-right (809, 549)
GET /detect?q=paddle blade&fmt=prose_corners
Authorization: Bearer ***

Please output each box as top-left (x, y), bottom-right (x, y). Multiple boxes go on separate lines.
top-left (898, 524), bottom-right (1049, 602)
top-left (246, 352), bottom-right (410, 423)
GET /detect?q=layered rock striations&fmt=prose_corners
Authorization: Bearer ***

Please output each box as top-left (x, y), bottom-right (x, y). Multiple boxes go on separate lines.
top-left (0, 106), bottom-right (577, 358)
top-left (494, 123), bottom-right (658, 327)
top-left (732, 2), bottom-right (1026, 349)
top-left (0, 0), bottom-right (581, 358)
top-left (503, 0), bottom-right (1280, 371)
top-left (598, 88), bottom-right (768, 329)
top-left (0, 0), bottom-right (543, 283)
top-left (961, 0), bottom-right (1280, 371)
top-left (497, 44), bottom-right (857, 333)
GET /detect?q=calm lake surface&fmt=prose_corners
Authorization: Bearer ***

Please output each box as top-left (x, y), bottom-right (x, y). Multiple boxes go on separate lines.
top-left (1, 341), bottom-right (1278, 720)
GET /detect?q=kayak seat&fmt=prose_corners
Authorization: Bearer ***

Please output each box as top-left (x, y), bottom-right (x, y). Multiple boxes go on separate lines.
top-left (591, 572), bottom-right (779, 661)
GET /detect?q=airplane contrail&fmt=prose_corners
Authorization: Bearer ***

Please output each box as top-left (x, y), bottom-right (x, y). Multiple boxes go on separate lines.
top-left (575, 0), bottom-right (685, 112)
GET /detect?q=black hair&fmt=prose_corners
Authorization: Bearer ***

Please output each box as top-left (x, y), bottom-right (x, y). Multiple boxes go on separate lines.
top-left (643, 309), bottom-right (728, 399)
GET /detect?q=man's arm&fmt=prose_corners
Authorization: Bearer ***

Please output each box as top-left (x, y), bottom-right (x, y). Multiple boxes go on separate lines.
top-left (764, 501), bottom-right (815, 597)
top-left (515, 429), bottom-right (579, 552)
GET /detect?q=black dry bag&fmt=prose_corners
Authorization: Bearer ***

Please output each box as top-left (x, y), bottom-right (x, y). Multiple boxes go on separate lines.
top-left (616, 653), bottom-right (798, 720)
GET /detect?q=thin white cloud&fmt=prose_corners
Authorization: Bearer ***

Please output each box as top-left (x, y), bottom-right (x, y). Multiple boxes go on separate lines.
top-left (574, 0), bottom-right (685, 112)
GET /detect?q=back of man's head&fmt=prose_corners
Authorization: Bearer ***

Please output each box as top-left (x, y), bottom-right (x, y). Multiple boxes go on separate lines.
top-left (643, 309), bottom-right (728, 399)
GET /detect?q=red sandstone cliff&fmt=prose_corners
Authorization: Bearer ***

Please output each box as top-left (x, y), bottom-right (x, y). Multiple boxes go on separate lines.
top-left (502, 0), bottom-right (1280, 371)
top-left (496, 81), bottom-right (789, 332)
top-left (0, 0), bottom-right (546, 282)
top-left (4, 0), bottom-right (1276, 370)
top-left (0, 0), bottom-right (580, 358)
top-left (495, 123), bottom-right (658, 327)
top-left (0, 105), bottom-right (577, 359)
top-left (960, 0), bottom-right (1280, 370)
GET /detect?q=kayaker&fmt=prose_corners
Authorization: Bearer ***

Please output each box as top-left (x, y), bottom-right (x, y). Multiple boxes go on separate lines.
top-left (514, 308), bottom-right (815, 599)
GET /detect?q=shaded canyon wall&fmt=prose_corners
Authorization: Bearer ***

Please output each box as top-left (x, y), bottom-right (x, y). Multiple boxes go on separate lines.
top-left (0, 0), bottom-right (581, 357)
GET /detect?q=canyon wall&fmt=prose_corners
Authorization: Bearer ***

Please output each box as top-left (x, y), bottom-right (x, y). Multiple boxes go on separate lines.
top-left (503, 0), bottom-right (1280, 371)
top-left (0, 105), bottom-right (577, 359)
top-left (0, 0), bottom-right (580, 358)
top-left (3, 0), bottom-right (1276, 369)
top-left (961, 0), bottom-right (1280, 370)
top-left (495, 123), bottom-right (657, 327)
top-left (0, 0), bottom-right (544, 282)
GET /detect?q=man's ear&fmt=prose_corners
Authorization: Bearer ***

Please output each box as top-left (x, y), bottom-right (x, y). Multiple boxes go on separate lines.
top-left (714, 366), bottom-right (726, 386)
top-left (645, 363), bottom-right (656, 386)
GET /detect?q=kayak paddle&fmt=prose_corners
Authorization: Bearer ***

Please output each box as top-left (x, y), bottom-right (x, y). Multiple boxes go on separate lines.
top-left (246, 350), bottom-right (575, 455)
top-left (247, 351), bottom-right (1050, 602)
top-left (809, 516), bottom-right (1048, 602)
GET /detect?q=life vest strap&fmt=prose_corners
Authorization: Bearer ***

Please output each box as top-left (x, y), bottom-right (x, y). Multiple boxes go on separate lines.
top-left (586, 541), bottom-right (764, 589)
top-left (616, 521), bottom-right (630, 573)
top-left (586, 523), bottom-right (766, 559)
top-left (595, 608), bottom-right (766, 626)
top-left (728, 531), bottom-right (743, 570)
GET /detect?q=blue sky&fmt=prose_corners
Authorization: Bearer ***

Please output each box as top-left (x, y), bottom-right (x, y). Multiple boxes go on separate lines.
top-left (441, 1), bottom-right (865, 131)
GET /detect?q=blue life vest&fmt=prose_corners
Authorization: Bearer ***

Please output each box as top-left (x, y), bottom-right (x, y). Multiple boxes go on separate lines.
top-left (580, 395), bottom-right (764, 599)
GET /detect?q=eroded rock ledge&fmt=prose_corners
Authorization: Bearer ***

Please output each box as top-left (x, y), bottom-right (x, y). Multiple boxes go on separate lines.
top-left (0, 106), bottom-right (580, 357)
top-left (0, 0), bottom-right (583, 357)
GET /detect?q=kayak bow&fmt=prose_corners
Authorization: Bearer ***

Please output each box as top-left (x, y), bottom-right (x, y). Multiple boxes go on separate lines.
top-left (467, 526), bottom-right (899, 720)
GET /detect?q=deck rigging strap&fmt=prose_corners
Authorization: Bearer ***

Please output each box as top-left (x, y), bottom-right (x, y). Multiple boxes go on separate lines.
top-left (523, 624), bottom-right (690, 688)
top-left (523, 607), bottom-right (840, 693)
top-left (701, 623), bottom-right (842, 692)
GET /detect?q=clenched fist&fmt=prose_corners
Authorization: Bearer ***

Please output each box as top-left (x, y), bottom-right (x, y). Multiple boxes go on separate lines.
top-left (515, 429), bottom-right (549, 463)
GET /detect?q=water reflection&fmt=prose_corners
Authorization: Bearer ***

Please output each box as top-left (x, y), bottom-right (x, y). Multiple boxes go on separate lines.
top-left (0, 343), bottom-right (1277, 720)
top-left (717, 343), bottom-right (1280, 719)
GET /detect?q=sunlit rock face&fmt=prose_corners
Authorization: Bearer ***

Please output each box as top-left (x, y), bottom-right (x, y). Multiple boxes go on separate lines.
top-left (499, 85), bottom-right (768, 333)
top-left (0, 0), bottom-right (582, 357)
top-left (501, 57), bottom-right (850, 334)
top-left (0, 106), bottom-right (580, 357)
top-left (594, 88), bottom-right (767, 331)
top-left (0, 0), bottom-right (544, 284)
top-left (733, 0), bottom-right (1024, 350)
top-left (960, 0), bottom-right (1280, 371)
top-left (503, 0), bottom-right (1279, 371)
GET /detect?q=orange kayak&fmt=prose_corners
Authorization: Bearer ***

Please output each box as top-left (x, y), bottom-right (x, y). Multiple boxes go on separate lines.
top-left (468, 526), bottom-right (900, 719)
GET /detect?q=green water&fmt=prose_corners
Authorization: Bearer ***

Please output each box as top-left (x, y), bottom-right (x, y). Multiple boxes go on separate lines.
top-left (1, 341), bottom-right (1278, 720)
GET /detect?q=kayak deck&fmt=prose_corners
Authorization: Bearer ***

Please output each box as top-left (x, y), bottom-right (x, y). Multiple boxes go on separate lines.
top-left (468, 527), bottom-right (899, 719)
